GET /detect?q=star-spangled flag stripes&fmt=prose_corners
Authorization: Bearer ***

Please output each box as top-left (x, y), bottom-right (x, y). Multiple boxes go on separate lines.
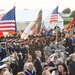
top-left (0, 7), bottom-right (16, 33)
top-left (50, 6), bottom-right (58, 23)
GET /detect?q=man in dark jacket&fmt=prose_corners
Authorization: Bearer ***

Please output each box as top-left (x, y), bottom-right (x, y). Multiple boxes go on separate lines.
top-left (34, 51), bottom-right (42, 75)
top-left (69, 53), bottom-right (75, 75)
top-left (0, 42), bottom-right (6, 60)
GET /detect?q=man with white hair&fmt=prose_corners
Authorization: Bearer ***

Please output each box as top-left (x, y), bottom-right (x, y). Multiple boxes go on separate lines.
top-left (34, 51), bottom-right (42, 75)
top-left (25, 62), bottom-right (36, 75)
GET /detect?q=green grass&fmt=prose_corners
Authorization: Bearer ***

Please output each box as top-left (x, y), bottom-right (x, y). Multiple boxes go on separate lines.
top-left (63, 17), bottom-right (73, 29)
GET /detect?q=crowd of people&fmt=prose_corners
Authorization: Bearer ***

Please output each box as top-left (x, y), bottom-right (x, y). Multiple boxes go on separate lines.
top-left (0, 26), bottom-right (75, 75)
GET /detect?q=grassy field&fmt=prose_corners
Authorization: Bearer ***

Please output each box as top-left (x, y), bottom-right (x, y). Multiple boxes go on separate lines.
top-left (63, 17), bottom-right (73, 29)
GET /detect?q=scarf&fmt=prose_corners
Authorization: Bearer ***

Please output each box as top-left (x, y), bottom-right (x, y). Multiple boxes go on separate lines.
top-left (26, 69), bottom-right (34, 75)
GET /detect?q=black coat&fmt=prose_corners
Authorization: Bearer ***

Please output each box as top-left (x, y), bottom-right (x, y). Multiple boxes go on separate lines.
top-left (18, 59), bottom-right (24, 72)
top-left (10, 61), bottom-right (18, 75)
top-left (34, 58), bottom-right (42, 75)
top-left (68, 38), bottom-right (75, 54)
top-left (0, 47), bottom-right (6, 60)
top-left (69, 61), bottom-right (75, 75)
top-left (48, 61), bottom-right (56, 67)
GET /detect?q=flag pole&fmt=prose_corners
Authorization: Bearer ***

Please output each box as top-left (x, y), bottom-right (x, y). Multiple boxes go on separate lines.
top-left (56, 5), bottom-right (58, 50)
top-left (56, 23), bottom-right (58, 50)
top-left (14, 3), bottom-right (17, 33)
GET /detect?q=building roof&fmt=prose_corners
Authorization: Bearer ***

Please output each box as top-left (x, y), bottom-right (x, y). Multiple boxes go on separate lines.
top-left (16, 9), bottom-right (40, 23)
top-left (0, 9), bottom-right (63, 22)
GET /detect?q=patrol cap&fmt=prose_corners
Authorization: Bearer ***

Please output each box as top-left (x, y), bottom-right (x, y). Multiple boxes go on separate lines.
top-left (55, 50), bottom-right (61, 53)
top-left (1, 56), bottom-right (10, 63)
top-left (7, 39), bottom-right (12, 42)
top-left (0, 42), bottom-right (6, 45)
top-left (0, 64), bottom-right (7, 72)
top-left (1, 57), bottom-right (11, 65)
top-left (3, 61), bottom-right (11, 65)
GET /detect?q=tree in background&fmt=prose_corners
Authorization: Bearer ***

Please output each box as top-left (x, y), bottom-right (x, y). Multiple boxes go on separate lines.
top-left (62, 8), bottom-right (71, 14)
top-left (70, 10), bottom-right (75, 17)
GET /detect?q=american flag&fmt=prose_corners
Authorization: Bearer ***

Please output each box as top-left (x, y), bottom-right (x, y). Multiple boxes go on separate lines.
top-left (0, 14), bottom-right (4, 20)
top-left (50, 6), bottom-right (58, 23)
top-left (0, 7), bottom-right (16, 32)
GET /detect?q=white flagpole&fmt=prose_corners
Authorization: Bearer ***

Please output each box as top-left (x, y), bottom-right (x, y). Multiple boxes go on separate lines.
top-left (56, 5), bottom-right (59, 50)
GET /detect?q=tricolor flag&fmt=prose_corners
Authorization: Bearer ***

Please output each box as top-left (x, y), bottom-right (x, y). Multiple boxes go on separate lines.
top-left (0, 7), bottom-right (16, 33)
top-left (50, 6), bottom-right (58, 23)
top-left (36, 9), bottom-right (42, 34)
top-left (21, 22), bottom-right (36, 40)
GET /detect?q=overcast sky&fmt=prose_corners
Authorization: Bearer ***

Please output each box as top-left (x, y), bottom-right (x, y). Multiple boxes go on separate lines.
top-left (0, 0), bottom-right (75, 12)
